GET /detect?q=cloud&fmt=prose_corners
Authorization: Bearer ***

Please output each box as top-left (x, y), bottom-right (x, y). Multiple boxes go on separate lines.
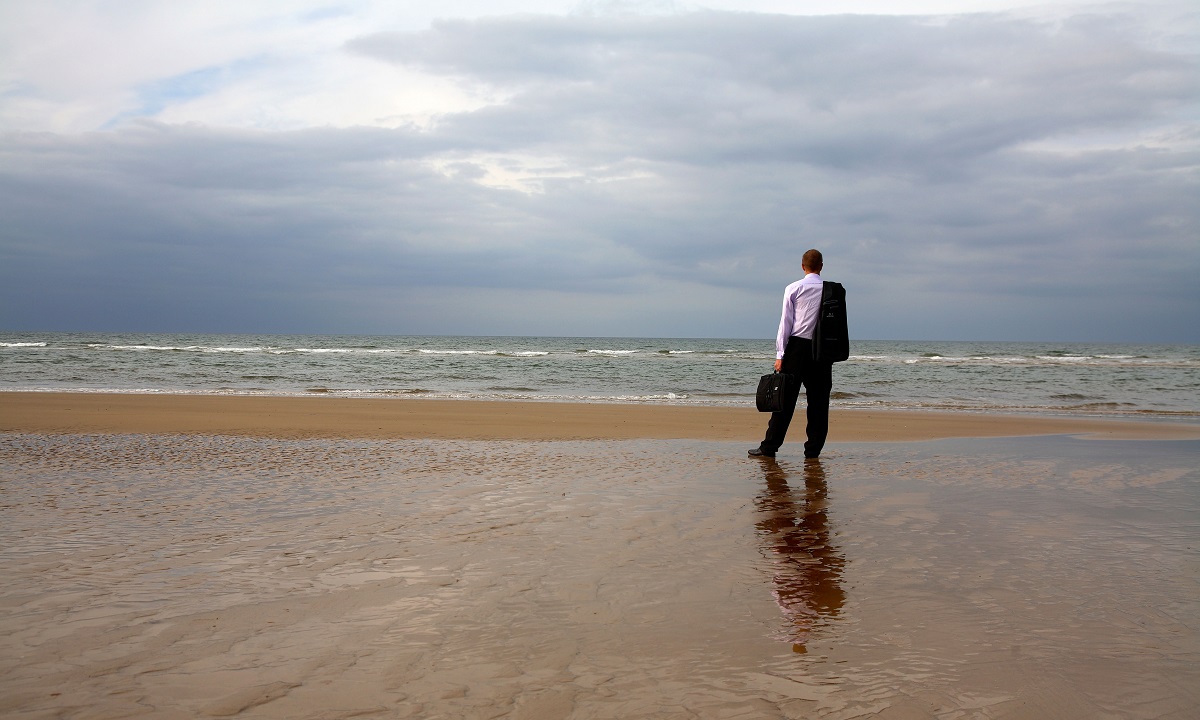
top-left (1, 2), bottom-right (1197, 340)
top-left (351, 10), bottom-right (1196, 165)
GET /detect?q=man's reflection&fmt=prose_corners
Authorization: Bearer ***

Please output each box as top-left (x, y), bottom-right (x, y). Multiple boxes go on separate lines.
top-left (754, 458), bottom-right (846, 653)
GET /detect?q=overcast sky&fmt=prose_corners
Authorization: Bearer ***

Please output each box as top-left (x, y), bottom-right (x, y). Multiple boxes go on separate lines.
top-left (1, 0), bottom-right (1196, 342)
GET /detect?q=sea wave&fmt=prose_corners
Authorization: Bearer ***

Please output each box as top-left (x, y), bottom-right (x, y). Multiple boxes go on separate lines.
top-left (4, 385), bottom-right (1196, 417)
top-left (89, 344), bottom-right (267, 354)
top-left (3, 334), bottom-right (1197, 418)
top-left (862, 353), bottom-right (1197, 368)
top-left (33, 341), bottom-right (1191, 368)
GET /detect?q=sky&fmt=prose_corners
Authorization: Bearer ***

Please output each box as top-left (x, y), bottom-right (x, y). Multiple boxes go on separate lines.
top-left (1, 0), bottom-right (1197, 342)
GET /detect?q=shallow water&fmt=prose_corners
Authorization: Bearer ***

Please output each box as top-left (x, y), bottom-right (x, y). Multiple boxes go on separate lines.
top-left (1, 434), bottom-right (1197, 718)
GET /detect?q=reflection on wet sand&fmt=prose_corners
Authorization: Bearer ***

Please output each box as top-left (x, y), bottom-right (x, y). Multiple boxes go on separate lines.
top-left (754, 458), bottom-right (845, 653)
top-left (3, 433), bottom-right (1199, 718)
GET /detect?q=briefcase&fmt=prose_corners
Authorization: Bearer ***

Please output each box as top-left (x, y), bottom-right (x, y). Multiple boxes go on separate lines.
top-left (756, 372), bottom-right (792, 412)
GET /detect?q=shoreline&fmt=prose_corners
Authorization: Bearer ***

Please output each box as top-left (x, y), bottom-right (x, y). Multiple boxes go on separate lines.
top-left (4, 391), bottom-right (1199, 442)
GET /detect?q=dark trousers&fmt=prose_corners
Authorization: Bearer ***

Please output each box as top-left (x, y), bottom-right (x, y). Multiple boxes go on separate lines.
top-left (760, 336), bottom-right (833, 457)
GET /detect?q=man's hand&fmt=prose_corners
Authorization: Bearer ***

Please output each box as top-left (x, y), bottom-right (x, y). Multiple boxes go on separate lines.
top-left (774, 359), bottom-right (783, 372)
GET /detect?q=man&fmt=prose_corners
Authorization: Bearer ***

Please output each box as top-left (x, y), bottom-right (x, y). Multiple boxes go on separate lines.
top-left (749, 248), bottom-right (833, 459)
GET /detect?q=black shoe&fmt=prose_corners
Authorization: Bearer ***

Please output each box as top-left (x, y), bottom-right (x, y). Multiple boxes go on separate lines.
top-left (748, 447), bottom-right (775, 458)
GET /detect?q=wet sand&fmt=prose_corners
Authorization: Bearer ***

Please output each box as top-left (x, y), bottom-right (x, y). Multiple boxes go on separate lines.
top-left (2, 430), bottom-right (1198, 719)
top-left (4, 391), bottom-right (1200, 441)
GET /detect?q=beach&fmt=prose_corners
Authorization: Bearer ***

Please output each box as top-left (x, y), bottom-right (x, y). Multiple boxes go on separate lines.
top-left (5, 391), bottom-right (1200, 441)
top-left (3, 393), bottom-right (1200, 718)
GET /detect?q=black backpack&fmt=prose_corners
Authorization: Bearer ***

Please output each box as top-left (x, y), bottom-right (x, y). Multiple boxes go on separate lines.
top-left (813, 281), bottom-right (849, 363)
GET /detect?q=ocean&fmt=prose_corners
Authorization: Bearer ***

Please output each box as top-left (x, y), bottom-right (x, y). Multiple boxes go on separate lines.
top-left (2, 332), bottom-right (1198, 418)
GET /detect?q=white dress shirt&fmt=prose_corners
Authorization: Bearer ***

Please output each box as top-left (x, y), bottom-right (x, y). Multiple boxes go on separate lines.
top-left (775, 272), bottom-right (823, 359)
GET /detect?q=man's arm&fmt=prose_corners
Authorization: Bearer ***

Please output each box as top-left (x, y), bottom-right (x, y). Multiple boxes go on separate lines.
top-left (774, 285), bottom-right (794, 371)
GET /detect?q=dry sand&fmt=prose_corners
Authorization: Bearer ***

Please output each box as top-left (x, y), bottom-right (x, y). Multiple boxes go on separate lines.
top-left (3, 391), bottom-right (1200, 441)
top-left (2, 394), bottom-right (1199, 718)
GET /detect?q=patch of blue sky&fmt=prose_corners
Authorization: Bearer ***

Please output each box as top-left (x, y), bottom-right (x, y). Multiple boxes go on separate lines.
top-left (300, 5), bottom-right (353, 22)
top-left (0, 80), bottom-right (36, 99)
top-left (103, 63), bottom-right (240, 129)
top-left (150, 66), bottom-right (226, 105)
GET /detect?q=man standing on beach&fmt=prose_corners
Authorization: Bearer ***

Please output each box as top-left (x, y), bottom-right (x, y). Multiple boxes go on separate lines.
top-left (749, 249), bottom-right (834, 459)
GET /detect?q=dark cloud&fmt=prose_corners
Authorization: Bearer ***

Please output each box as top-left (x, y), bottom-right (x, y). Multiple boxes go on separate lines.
top-left (351, 12), bottom-right (1196, 169)
top-left (1, 7), bottom-right (1197, 340)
